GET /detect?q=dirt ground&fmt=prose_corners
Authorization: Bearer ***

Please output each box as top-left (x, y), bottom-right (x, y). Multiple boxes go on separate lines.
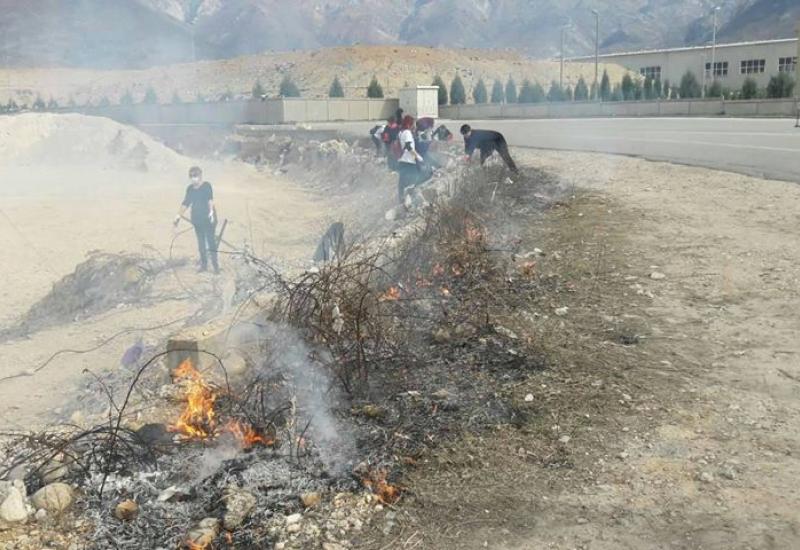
top-left (356, 150), bottom-right (800, 549)
top-left (0, 115), bottom-right (353, 430)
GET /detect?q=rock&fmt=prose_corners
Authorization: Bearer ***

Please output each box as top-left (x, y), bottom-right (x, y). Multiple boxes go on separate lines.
top-left (617, 452), bottom-right (629, 460)
top-left (558, 435), bottom-right (571, 444)
top-left (186, 518), bottom-right (220, 548)
top-left (385, 208), bottom-right (398, 221)
top-left (524, 393), bottom-right (534, 402)
top-left (31, 483), bottom-right (74, 513)
top-left (360, 404), bottom-right (385, 419)
top-left (431, 389), bottom-right (452, 400)
top-left (719, 467), bottom-right (736, 480)
top-left (287, 523), bottom-right (301, 534)
top-left (114, 500), bottom-right (139, 521)
top-left (554, 307), bottom-right (569, 317)
top-left (494, 326), bottom-right (518, 340)
top-left (650, 272), bottom-right (666, 280)
top-left (577, 517), bottom-right (589, 524)
top-left (0, 485), bottom-right (29, 527)
top-left (698, 472), bottom-right (714, 483)
top-left (432, 328), bottom-right (451, 343)
top-left (40, 458), bottom-right (69, 484)
top-left (34, 509), bottom-right (48, 523)
top-left (223, 488), bottom-right (256, 530)
top-left (323, 543), bottom-right (345, 550)
top-left (301, 492), bottom-right (322, 509)
top-left (223, 351), bottom-right (249, 378)
top-left (286, 513), bottom-right (302, 526)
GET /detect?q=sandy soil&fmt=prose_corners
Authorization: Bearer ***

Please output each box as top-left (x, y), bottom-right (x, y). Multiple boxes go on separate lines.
top-left (360, 150), bottom-right (800, 549)
top-left (0, 114), bottom-right (342, 430)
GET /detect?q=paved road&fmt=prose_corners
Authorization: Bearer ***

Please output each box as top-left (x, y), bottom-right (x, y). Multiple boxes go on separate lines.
top-left (333, 117), bottom-right (800, 183)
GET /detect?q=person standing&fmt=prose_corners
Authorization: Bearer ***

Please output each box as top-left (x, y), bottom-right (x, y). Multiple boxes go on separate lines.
top-left (460, 124), bottom-right (518, 172)
top-left (174, 166), bottom-right (219, 273)
top-left (397, 115), bottom-right (424, 204)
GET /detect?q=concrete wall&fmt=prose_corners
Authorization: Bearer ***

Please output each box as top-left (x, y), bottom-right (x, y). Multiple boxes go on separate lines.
top-left (71, 98), bottom-right (399, 126)
top-left (440, 98), bottom-right (798, 119)
top-left (571, 39), bottom-right (798, 91)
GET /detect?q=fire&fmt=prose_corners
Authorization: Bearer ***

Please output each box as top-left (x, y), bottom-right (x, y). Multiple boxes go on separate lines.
top-left (223, 419), bottom-right (274, 449)
top-left (170, 359), bottom-right (217, 440)
top-left (450, 264), bottom-right (464, 277)
top-left (363, 470), bottom-right (402, 504)
top-left (379, 286), bottom-right (401, 301)
top-left (520, 260), bottom-right (537, 277)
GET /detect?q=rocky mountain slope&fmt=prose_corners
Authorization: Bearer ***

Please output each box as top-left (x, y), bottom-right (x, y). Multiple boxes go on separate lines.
top-left (0, 45), bottom-right (630, 106)
top-left (0, 0), bottom-right (795, 69)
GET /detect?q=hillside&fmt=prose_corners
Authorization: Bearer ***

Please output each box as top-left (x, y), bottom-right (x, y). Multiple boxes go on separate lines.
top-left (0, 45), bottom-right (631, 106)
top-left (0, 0), bottom-right (796, 69)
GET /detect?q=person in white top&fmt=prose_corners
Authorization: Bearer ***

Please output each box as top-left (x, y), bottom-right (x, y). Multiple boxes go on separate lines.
top-left (397, 115), bottom-right (423, 204)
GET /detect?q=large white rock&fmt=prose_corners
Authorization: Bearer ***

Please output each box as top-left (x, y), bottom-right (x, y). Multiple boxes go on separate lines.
top-left (0, 485), bottom-right (29, 528)
top-left (31, 483), bottom-right (74, 513)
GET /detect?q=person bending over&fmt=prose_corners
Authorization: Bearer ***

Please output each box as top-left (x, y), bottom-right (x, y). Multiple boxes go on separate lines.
top-left (174, 166), bottom-right (219, 273)
top-left (460, 124), bottom-right (518, 173)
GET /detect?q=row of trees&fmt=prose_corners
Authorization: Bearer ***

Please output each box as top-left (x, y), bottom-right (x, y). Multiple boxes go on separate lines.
top-left (427, 69), bottom-right (797, 105)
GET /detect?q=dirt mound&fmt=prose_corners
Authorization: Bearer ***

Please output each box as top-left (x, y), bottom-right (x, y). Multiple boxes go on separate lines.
top-left (1, 252), bottom-right (167, 340)
top-left (0, 113), bottom-right (185, 171)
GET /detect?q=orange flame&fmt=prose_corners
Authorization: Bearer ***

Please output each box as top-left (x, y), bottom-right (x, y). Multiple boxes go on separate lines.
top-left (170, 359), bottom-right (217, 440)
top-left (379, 286), bottom-right (401, 301)
top-left (223, 419), bottom-right (274, 449)
top-left (363, 469), bottom-right (402, 504)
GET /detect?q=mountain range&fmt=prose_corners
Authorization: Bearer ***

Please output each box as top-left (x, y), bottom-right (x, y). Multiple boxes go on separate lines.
top-left (0, 0), bottom-right (796, 69)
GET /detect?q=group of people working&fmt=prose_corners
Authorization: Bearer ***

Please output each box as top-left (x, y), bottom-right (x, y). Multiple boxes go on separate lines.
top-left (371, 108), bottom-right (518, 205)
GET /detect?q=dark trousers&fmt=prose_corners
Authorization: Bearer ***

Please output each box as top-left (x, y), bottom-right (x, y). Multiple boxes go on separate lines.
top-left (193, 220), bottom-right (218, 270)
top-left (371, 136), bottom-right (383, 155)
top-left (480, 138), bottom-right (518, 172)
top-left (397, 162), bottom-right (418, 204)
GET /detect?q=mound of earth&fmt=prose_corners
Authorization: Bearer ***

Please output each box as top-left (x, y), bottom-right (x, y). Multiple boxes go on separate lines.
top-left (0, 113), bottom-right (185, 171)
top-left (1, 252), bottom-right (167, 340)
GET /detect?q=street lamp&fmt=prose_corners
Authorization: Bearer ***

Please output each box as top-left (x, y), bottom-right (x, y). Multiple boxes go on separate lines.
top-left (711, 6), bottom-right (720, 85)
top-left (592, 10), bottom-right (600, 101)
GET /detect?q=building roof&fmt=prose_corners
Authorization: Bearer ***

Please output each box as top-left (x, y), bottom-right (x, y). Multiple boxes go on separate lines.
top-left (569, 38), bottom-right (798, 61)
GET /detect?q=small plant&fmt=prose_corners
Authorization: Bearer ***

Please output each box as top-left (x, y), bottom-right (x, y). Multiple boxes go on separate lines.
top-left (707, 80), bottom-right (723, 98)
top-left (679, 70), bottom-right (701, 99)
top-left (574, 77), bottom-right (589, 101)
top-left (621, 74), bottom-right (635, 100)
top-left (600, 70), bottom-right (611, 101)
top-left (547, 81), bottom-right (564, 102)
top-left (32, 95), bottom-right (46, 111)
top-left (741, 77), bottom-right (758, 100)
top-left (766, 72), bottom-right (795, 98)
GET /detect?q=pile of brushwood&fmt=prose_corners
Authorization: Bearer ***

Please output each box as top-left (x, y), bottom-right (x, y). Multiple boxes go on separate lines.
top-left (0, 164), bottom-right (567, 549)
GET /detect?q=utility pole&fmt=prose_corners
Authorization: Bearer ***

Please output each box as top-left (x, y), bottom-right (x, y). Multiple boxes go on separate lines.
top-left (592, 10), bottom-right (600, 101)
top-left (560, 25), bottom-right (567, 90)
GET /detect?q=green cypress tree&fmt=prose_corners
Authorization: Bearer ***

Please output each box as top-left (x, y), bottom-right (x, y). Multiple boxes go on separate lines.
top-left (490, 80), bottom-right (504, 103)
top-left (679, 71), bottom-right (701, 98)
top-left (600, 70), bottom-right (611, 101)
top-left (329, 76), bottom-right (345, 98)
top-left (432, 75), bottom-right (448, 105)
top-left (505, 77), bottom-right (518, 103)
top-left (653, 78), bottom-right (663, 99)
top-left (574, 77), bottom-right (589, 101)
top-left (707, 80), bottom-right (723, 98)
top-left (643, 76), bottom-right (653, 99)
top-left (766, 72), bottom-right (795, 98)
top-left (120, 90), bottom-right (134, 105)
top-left (741, 77), bottom-right (758, 100)
top-left (366, 76), bottom-right (383, 98)
top-left (47, 97), bottom-right (59, 110)
top-left (143, 87), bottom-right (158, 104)
top-left (473, 78), bottom-right (488, 104)
top-left (252, 79), bottom-right (266, 98)
top-left (547, 81), bottom-right (564, 102)
top-left (32, 95), bottom-right (46, 111)
top-left (450, 75), bottom-right (466, 104)
top-left (531, 82), bottom-right (546, 103)
top-left (518, 79), bottom-right (534, 103)
top-left (280, 75), bottom-right (301, 97)
top-left (662, 79), bottom-right (670, 99)
top-left (621, 74), bottom-right (635, 100)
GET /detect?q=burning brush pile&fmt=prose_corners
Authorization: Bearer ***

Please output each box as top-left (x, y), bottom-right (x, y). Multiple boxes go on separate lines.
top-left (0, 163), bottom-right (564, 549)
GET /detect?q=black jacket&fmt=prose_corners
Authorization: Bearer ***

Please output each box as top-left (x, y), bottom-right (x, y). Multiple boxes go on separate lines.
top-left (464, 130), bottom-right (505, 156)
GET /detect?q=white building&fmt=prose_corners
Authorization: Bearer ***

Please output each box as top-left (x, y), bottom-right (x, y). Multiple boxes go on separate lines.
top-left (571, 38), bottom-right (798, 91)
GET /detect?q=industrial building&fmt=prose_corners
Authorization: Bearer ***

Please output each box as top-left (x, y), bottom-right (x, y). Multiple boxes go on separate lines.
top-left (571, 38), bottom-right (798, 91)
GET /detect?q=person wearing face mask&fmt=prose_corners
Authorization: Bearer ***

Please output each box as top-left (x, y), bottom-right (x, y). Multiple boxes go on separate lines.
top-left (174, 166), bottom-right (219, 273)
